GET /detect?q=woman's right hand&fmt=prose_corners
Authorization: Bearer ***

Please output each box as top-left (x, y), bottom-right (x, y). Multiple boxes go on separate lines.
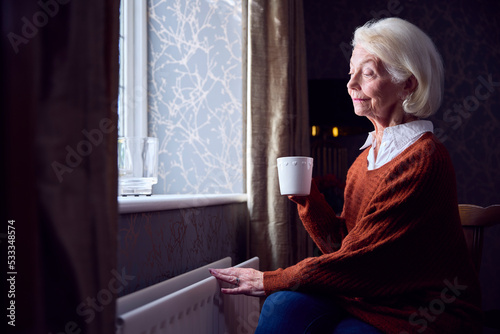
top-left (288, 180), bottom-right (320, 206)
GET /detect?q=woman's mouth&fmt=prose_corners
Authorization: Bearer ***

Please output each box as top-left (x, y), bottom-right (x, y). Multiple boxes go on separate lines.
top-left (352, 98), bottom-right (369, 102)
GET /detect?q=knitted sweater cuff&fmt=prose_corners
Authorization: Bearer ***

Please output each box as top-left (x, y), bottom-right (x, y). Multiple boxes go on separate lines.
top-left (263, 269), bottom-right (284, 295)
top-left (263, 266), bottom-right (304, 296)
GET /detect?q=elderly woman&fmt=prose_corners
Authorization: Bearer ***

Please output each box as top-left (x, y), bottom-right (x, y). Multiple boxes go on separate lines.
top-left (210, 17), bottom-right (482, 333)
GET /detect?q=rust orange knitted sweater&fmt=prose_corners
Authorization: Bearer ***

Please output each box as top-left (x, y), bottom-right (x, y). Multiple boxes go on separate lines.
top-left (264, 133), bottom-right (482, 333)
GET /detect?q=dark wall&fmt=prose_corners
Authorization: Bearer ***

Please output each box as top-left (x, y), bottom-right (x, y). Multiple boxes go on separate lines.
top-left (303, 0), bottom-right (500, 326)
top-left (117, 203), bottom-right (248, 296)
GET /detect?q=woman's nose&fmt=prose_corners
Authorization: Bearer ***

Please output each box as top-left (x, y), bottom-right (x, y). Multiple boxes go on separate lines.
top-left (347, 74), bottom-right (359, 90)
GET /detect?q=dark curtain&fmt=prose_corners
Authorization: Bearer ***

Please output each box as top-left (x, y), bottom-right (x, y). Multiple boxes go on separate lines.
top-left (1, 0), bottom-right (119, 333)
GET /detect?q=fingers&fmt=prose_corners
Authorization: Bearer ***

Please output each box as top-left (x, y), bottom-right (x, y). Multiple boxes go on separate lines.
top-left (208, 268), bottom-right (239, 285)
top-left (221, 287), bottom-right (243, 295)
top-left (221, 285), bottom-right (265, 297)
top-left (209, 267), bottom-right (265, 297)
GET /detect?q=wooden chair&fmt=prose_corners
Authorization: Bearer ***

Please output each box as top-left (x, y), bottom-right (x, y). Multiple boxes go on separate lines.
top-left (459, 204), bottom-right (500, 330)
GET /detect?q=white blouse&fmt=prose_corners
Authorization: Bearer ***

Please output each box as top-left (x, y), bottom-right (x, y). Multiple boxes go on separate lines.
top-left (359, 120), bottom-right (434, 170)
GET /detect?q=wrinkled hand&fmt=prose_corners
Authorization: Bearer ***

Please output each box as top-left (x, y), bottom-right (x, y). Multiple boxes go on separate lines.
top-left (209, 267), bottom-right (265, 297)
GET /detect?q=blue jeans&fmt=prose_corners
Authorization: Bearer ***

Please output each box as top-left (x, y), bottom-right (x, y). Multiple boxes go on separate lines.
top-left (255, 291), bottom-right (383, 334)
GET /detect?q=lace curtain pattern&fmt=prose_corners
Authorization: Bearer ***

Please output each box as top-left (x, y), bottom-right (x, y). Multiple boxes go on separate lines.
top-left (148, 0), bottom-right (243, 194)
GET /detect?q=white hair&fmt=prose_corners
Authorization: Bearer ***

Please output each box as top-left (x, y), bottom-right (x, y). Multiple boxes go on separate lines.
top-left (352, 17), bottom-right (444, 118)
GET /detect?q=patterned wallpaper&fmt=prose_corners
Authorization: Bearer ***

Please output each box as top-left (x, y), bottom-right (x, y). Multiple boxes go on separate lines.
top-left (147, 0), bottom-right (243, 194)
top-left (118, 202), bottom-right (248, 296)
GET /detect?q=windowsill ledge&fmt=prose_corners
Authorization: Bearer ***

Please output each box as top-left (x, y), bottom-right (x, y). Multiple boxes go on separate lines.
top-left (118, 193), bottom-right (248, 214)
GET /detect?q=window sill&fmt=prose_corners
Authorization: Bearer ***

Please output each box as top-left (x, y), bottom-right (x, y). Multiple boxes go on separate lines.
top-left (118, 193), bottom-right (248, 214)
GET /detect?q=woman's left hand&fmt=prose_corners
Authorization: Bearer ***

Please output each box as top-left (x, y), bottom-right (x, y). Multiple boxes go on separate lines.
top-left (209, 267), bottom-right (265, 297)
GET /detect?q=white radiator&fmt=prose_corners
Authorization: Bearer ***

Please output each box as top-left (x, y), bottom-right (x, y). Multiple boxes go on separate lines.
top-left (116, 257), bottom-right (260, 334)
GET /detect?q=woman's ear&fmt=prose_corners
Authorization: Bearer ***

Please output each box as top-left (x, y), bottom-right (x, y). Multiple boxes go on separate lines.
top-left (403, 75), bottom-right (418, 96)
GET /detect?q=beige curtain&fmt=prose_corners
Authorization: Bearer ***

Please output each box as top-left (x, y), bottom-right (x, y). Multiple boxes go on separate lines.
top-left (243, 0), bottom-right (312, 271)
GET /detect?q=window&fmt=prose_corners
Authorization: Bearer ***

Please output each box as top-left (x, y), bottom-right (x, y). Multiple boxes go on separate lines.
top-left (119, 0), bottom-right (243, 195)
top-left (118, 0), bottom-right (148, 138)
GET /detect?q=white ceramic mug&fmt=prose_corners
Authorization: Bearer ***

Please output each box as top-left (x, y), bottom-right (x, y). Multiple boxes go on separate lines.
top-left (277, 156), bottom-right (313, 196)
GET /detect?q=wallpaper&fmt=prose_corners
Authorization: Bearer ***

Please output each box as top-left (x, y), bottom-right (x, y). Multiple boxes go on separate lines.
top-left (118, 202), bottom-right (248, 296)
top-left (147, 0), bottom-right (243, 194)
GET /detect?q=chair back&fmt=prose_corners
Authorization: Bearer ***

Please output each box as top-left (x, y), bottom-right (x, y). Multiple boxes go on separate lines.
top-left (458, 204), bottom-right (500, 273)
top-left (458, 204), bottom-right (500, 330)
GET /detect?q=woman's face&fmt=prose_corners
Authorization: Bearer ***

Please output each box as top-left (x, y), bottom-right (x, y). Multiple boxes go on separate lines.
top-left (347, 45), bottom-right (406, 127)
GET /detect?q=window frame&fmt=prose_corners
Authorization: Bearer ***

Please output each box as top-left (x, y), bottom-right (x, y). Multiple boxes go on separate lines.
top-left (119, 0), bottom-right (148, 138)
